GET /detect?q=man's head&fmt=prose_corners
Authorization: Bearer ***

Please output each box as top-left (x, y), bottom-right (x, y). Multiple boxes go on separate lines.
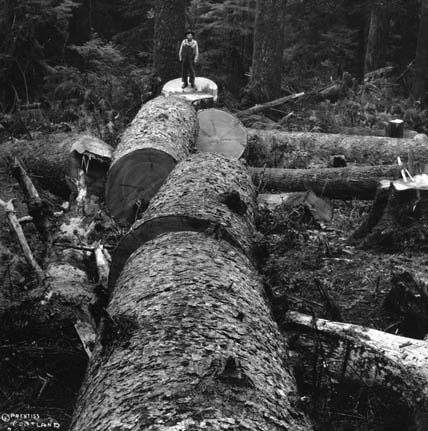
top-left (185, 30), bottom-right (194, 41)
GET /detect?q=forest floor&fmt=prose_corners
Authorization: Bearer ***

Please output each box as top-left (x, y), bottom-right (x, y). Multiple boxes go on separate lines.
top-left (1, 84), bottom-right (427, 430)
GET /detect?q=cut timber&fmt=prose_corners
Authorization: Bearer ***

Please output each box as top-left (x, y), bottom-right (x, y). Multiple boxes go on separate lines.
top-left (0, 133), bottom-right (113, 198)
top-left (285, 311), bottom-right (428, 429)
top-left (351, 175), bottom-right (428, 251)
top-left (247, 129), bottom-right (428, 167)
top-left (108, 152), bottom-right (257, 290)
top-left (250, 165), bottom-right (400, 200)
top-left (197, 108), bottom-right (247, 158)
top-left (237, 92), bottom-right (305, 116)
top-left (105, 96), bottom-right (198, 224)
top-left (70, 232), bottom-right (311, 431)
top-left (161, 77), bottom-right (218, 109)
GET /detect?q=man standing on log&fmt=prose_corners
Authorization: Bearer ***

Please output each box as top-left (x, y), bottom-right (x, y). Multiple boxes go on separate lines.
top-left (179, 29), bottom-right (199, 90)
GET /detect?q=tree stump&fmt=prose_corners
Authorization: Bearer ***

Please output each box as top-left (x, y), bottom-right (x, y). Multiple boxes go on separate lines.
top-left (105, 96), bottom-right (198, 224)
top-left (108, 152), bottom-right (257, 290)
top-left (197, 108), bottom-right (247, 158)
top-left (386, 119), bottom-right (404, 138)
top-left (351, 176), bottom-right (428, 251)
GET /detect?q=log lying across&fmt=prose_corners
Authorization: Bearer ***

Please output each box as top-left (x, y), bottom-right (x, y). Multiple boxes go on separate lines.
top-left (105, 96), bottom-right (198, 224)
top-left (250, 164), bottom-right (400, 200)
top-left (70, 231), bottom-right (311, 431)
top-left (108, 152), bottom-right (257, 290)
top-left (0, 133), bottom-right (112, 198)
top-left (247, 129), bottom-right (428, 167)
top-left (285, 311), bottom-right (428, 429)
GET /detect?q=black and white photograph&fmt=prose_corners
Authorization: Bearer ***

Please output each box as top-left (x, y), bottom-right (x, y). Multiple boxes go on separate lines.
top-left (1, 1), bottom-right (428, 430)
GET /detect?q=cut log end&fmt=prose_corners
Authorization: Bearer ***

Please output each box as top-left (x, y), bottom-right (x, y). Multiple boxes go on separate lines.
top-left (106, 149), bottom-right (176, 224)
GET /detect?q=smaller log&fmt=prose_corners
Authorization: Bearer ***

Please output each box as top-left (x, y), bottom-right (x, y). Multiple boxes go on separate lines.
top-left (386, 119), bottom-right (404, 138)
top-left (351, 175), bottom-right (428, 251)
top-left (197, 109), bottom-right (247, 158)
top-left (285, 311), bottom-right (428, 430)
top-left (0, 133), bottom-right (112, 198)
top-left (237, 92), bottom-right (305, 116)
top-left (105, 96), bottom-right (198, 224)
top-left (250, 165), bottom-right (400, 200)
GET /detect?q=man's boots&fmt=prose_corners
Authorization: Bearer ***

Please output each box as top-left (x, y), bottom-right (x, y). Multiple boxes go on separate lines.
top-left (182, 82), bottom-right (188, 89)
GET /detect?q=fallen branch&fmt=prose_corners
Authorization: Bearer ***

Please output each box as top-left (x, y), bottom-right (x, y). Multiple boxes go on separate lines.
top-left (237, 92), bottom-right (305, 116)
top-left (0, 198), bottom-right (44, 284)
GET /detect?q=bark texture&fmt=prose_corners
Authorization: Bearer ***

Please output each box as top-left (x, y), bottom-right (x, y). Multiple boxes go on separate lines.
top-left (0, 133), bottom-right (112, 198)
top-left (71, 231), bottom-right (311, 431)
top-left (108, 152), bottom-right (257, 290)
top-left (250, 165), bottom-right (400, 200)
top-left (248, 0), bottom-right (286, 102)
top-left (412, 0), bottom-right (428, 102)
top-left (105, 96), bottom-right (198, 224)
top-left (153, 0), bottom-right (185, 84)
top-left (247, 129), bottom-right (428, 167)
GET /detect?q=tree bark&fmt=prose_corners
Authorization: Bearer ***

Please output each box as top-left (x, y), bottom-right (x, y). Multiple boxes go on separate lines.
top-left (0, 133), bottom-right (112, 198)
top-left (284, 311), bottom-right (428, 430)
top-left (248, 0), bottom-right (286, 102)
top-left (153, 0), bottom-right (185, 84)
top-left (364, 0), bottom-right (389, 73)
top-left (105, 96), bottom-right (198, 225)
top-left (250, 165), bottom-right (400, 200)
top-left (412, 0), bottom-right (428, 103)
top-left (108, 152), bottom-right (257, 291)
top-left (247, 129), bottom-right (428, 167)
top-left (70, 231), bottom-right (312, 431)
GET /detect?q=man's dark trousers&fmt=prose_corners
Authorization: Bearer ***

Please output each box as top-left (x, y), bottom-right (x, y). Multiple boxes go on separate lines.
top-left (182, 60), bottom-right (195, 87)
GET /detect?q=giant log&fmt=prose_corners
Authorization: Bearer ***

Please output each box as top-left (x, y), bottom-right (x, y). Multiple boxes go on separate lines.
top-left (105, 96), bottom-right (198, 224)
top-left (0, 133), bottom-right (112, 198)
top-left (250, 164), bottom-right (400, 200)
top-left (108, 152), bottom-right (257, 290)
top-left (70, 231), bottom-right (312, 430)
top-left (247, 129), bottom-right (428, 167)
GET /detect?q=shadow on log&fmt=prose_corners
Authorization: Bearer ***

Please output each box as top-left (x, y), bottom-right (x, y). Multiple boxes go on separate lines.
top-left (108, 152), bottom-right (257, 290)
top-left (105, 96), bottom-right (198, 225)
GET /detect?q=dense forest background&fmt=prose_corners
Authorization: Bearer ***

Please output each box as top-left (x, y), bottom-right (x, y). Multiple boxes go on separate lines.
top-left (1, 0), bottom-right (428, 141)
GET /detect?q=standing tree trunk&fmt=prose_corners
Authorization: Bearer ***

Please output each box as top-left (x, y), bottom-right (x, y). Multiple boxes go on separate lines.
top-left (364, 0), bottom-right (389, 73)
top-left (412, 0), bottom-right (428, 103)
top-left (153, 0), bottom-right (185, 84)
top-left (248, 0), bottom-right (286, 102)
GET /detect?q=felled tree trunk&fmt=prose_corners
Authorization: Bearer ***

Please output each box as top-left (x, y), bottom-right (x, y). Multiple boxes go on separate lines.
top-left (70, 232), bottom-right (312, 431)
top-left (284, 311), bottom-right (428, 430)
top-left (247, 129), bottom-right (428, 167)
top-left (0, 134), bottom-right (112, 198)
top-left (105, 96), bottom-right (198, 224)
top-left (351, 177), bottom-right (428, 251)
top-left (250, 165), bottom-right (400, 200)
top-left (108, 152), bottom-right (257, 290)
